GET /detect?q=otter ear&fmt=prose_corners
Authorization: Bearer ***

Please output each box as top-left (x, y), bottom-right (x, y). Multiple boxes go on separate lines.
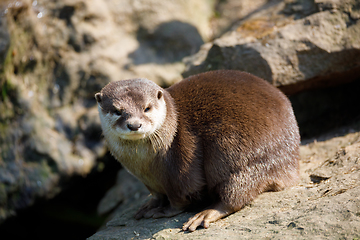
top-left (95, 93), bottom-right (102, 103)
top-left (157, 90), bottom-right (163, 100)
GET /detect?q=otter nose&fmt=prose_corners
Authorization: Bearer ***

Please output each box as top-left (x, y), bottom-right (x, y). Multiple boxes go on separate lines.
top-left (127, 123), bottom-right (142, 131)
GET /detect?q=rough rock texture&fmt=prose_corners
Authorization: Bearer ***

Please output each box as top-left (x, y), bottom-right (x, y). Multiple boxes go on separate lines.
top-left (183, 0), bottom-right (360, 95)
top-left (0, 0), bottom-right (214, 223)
top-left (209, 0), bottom-right (269, 39)
top-left (89, 125), bottom-right (360, 239)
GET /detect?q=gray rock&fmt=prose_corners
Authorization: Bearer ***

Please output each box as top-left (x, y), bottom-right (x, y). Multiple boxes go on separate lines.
top-left (0, 14), bottom-right (9, 71)
top-left (209, 0), bottom-right (270, 39)
top-left (97, 169), bottom-right (149, 216)
top-left (183, 0), bottom-right (360, 95)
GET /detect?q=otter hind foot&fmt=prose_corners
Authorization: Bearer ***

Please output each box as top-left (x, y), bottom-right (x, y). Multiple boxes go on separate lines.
top-left (182, 204), bottom-right (233, 232)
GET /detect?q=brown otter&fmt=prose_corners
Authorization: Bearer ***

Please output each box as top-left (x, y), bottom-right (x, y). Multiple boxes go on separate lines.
top-left (95, 70), bottom-right (300, 232)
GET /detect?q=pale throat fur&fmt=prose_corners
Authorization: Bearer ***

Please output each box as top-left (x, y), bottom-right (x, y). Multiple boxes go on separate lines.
top-left (96, 85), bottom-right (177, 194)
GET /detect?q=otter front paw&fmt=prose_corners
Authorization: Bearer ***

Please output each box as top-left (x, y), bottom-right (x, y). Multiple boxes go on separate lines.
top-left (146, 205), bottom-right (184, 219)
top-left (135, 197), bottom-right (163, 219)
top-left (135, 198), bottom-right (183, 219)
top-left (182, 207), bottom-right (231, 232)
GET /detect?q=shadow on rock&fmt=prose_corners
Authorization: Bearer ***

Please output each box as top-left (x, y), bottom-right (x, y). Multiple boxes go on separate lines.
top-left (128, 20), bottom-right (204, 65)
top-left (203, 43), bottom-right (273, 82)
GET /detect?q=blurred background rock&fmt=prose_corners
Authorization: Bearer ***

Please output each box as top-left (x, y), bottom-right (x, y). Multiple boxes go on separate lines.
top-left (0, 0), bottom-right (359, 239)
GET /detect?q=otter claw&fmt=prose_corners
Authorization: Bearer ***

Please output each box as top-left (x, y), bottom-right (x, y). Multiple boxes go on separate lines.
top-left (182, 208), bottom-right (229, 232)
top-left (182, 213), bottom-right (210, 232)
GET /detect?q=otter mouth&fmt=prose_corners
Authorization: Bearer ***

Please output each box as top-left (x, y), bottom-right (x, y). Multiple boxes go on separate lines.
top-left (119, 133), bottom-right (147, 140)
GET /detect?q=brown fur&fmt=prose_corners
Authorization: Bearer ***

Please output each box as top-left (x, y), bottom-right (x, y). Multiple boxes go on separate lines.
top-left (95, 70), bottom-right (300, 231)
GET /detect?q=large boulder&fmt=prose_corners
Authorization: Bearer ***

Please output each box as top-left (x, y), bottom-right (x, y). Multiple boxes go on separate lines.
top-left (183, 0), bottom-right (360, 95)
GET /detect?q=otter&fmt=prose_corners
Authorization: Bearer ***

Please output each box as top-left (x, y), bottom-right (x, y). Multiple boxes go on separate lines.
top-left (95, 70), bottom-right (300, 232)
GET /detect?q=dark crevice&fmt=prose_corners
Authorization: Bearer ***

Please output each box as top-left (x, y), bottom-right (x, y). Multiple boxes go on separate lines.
top-left (0, 153), bottom-right (122, 240)
top-left (58, 6), bottom-right (75, 26)
top-left (279, 65), bottom-right (360, 95)
top-left (290, 78), bottom-right (360, 140)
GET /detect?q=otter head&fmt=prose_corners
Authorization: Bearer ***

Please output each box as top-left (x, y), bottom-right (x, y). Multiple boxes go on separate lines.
top-left (95, 78), bottom-right (166, 141)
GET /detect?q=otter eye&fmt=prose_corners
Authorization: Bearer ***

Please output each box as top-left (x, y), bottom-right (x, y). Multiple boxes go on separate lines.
top-left (144, 107), bottom-right (151, 112)
top-left (114, 109), bottom-right (123, 116)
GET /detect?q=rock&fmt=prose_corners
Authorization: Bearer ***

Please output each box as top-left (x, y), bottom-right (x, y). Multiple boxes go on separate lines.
top-left (46, 0), bottom-right (213, 89)
top-left (289, 78), bottom-right (360, 139)
top-left (183, 0), bottom-right (360, 95)
top-left (1, 0), bottom-right (360, 236)
top-left (209, 0), bottom-right (269, 39)
top-left (97, 169), bottom-right (148, 216)
top-left (0, 0), bottom-right (214, 223)
top-left (89, 126), bottom-right (360, 240)
top-left (0, 13), bottom-right (10, 72)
